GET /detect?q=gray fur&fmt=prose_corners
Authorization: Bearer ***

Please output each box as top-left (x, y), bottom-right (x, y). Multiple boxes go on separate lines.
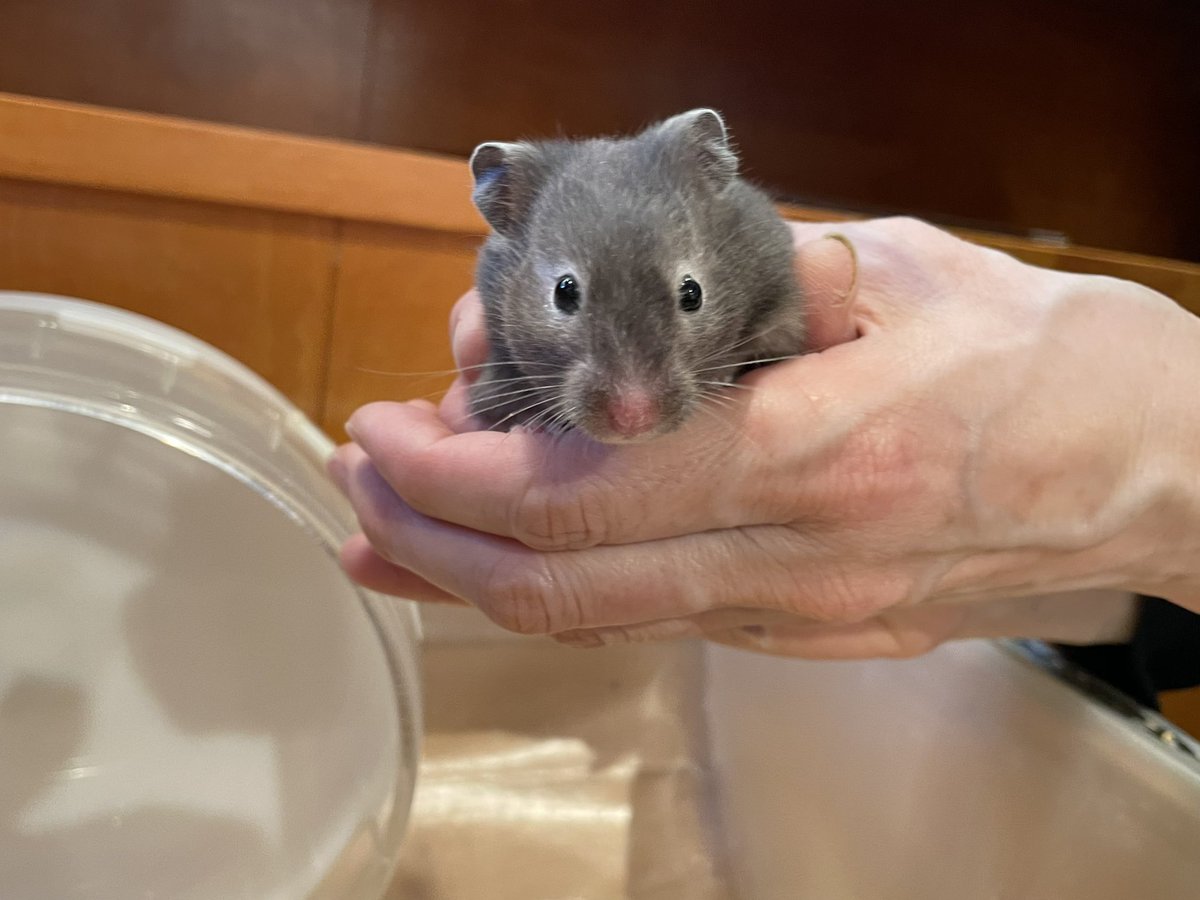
top-left (467, 108), bottom-right (806, 443)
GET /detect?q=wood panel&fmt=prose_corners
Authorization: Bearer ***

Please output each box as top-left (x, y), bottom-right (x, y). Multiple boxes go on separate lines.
top-left (0, 0), bottom-right (372, 140)
top-left (363, 0), bottom-right (1200, 262)
top-left (323, 223), bottom-right (480, 438)
top-left (2, 93), bottom-right (1197, 319)
top-left (0, 178), bottom-right (336, 418)
top-left (1, 1), bottom-right (1195, 260)
top-left (0, 93), bottom-right (484, 235)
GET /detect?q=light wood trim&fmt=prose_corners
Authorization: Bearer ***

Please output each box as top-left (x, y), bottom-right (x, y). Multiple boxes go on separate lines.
top-left (0, 91), bottom-right (486, 234)
top-left (778, 202), bottom-right (1200, 284)
top-left (2, 91), bottom-right (1198, 309)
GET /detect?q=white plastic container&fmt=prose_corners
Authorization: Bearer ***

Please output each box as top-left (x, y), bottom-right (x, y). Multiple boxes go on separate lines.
top-left (0, 293), bottom-right (421, 900)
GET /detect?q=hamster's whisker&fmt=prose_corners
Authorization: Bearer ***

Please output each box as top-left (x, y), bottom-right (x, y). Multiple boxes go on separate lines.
top-left (691, 401), bottom-right (732, 431)
top-left (696, 379), bottom-right (753, 392)
top-left (525, 401), bottom-right (572, 434)
top-left (354, 360), bottom-right (567, 379)
top-left (697, 395), bottom-right (737, 412)
top-left (470, 374), bottom-right (562, 389)
top-left (472, 384), bottom-right (557, 405)
top-left (693, 320), bottom-right (798, 370)
top-left (354, 363), bottom-right (482, 378)
top-left (470, 388), bottom-right (558, 419)
top-left (489, 394), bottom-right (562, 432)
top-left (703, 216), bottom-right (774, 261)
top-left (694, 385), bottom-right (737, 406)
top-left (691, 354), bottom-right (803, 375)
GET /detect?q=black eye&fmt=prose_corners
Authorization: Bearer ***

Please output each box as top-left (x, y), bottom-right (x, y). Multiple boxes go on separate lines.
top-left (679, 276), bottom-right (703, 312)
top-left (554, 275), bottom-right (581, 314)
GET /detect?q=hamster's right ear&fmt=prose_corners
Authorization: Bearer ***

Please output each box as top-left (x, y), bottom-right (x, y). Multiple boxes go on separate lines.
top-left (469, 141), bottom-right (538, 237)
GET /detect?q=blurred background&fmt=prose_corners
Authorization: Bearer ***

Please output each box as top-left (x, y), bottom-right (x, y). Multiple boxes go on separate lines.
top-left (1, 0), bottom-right (1197, 260)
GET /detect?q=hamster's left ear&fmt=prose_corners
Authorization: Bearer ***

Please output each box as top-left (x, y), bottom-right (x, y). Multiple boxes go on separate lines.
top-left (469, 141), bottom-right (542, 237)
top-left (656, 108), bottom-right (738, 190)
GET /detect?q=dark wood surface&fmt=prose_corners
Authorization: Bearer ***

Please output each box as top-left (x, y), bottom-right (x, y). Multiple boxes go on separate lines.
top-left (0, 0), bottom-right (372, 139)
top-left (2, 0), bottom-right (1197, 260)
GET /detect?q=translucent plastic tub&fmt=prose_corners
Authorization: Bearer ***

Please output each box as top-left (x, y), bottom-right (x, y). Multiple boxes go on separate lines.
top-left (0, 293), bottom-right (421, 900)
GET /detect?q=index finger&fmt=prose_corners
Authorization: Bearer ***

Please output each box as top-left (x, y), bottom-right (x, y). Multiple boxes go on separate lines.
top-left (346, 395), bottom-right (762, 551)
top-left (346, 324), bottom-right (896, 552)
top-left (449, 290), bottom-right (488, 375)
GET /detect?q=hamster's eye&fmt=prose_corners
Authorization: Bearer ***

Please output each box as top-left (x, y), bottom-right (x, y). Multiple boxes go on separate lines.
top-left (679, 276), bottom-right (703, 312)
top-left (554, 275), bottom-right (581, 314)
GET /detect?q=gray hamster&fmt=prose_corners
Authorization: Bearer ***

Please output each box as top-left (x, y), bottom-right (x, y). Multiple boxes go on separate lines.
top-left (467, 108), bottom-right (805, 444)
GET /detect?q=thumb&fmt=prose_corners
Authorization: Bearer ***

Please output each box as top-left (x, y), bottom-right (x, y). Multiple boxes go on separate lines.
top-left (793, 233), bottom-right (860, 351)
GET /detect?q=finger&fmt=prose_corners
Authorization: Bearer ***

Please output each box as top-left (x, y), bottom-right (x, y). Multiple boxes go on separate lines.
top-left (338, 453), bottom-right (873, 634)
top-left (339, 532), bottom-right (468, 605)
top-left (794, 234), bottom-right (861, 350)
top-left (449, 290), bottom-right (489, 376)
top-left (553, 606), bottom-right (803, 648)
top-left (786, 219), bottom-right (852, 245)
top-left (327, 444), bottom-right (352, 494)
top-left (337, 442), bottom-right (528, 608)
top-left (708, 588), bottom-right (1141, 660)
top-left (346, 397), bottom-right (770, 550)
top-left (707, 604), bottom-right (968, 660)
top-left (438, 375), bottom-right (477, 434)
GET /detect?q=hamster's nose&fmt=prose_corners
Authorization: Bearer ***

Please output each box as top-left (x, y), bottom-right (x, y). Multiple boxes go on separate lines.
top-left (605, 384), bottom-right (660, 438)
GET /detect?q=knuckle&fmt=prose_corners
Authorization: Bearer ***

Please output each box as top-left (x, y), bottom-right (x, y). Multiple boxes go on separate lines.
top-left (878, 615), bottom-right (944, 659)
top-left (805, 571), bottom-right (910, 626)
top-left (480, 554), bottom-right (582, 634)
top-left (877, 215), bottom-right (936, 241)
top-left (512, 481), bottom-right (610, 551)
top-left (356, 504), bottom-right (413, 567)
top-left (806, 574), bottom-right (874, 624)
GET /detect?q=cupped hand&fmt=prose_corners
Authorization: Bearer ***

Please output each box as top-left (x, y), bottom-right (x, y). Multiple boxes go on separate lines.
top-left (330, 218), bottom-right (1200, 657)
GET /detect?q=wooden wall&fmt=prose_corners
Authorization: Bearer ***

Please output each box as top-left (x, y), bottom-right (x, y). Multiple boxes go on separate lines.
top-left (2, 91), bottom-right (1199, 735)
top-left (0, 0), bottom-right (1197, 261)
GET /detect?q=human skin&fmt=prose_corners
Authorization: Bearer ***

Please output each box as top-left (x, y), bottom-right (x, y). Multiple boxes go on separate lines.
top-left (329, 218), bottom-right (1200, 659)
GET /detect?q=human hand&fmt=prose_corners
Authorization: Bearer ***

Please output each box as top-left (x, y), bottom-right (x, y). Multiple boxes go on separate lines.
top-left (330, 218), bottom-right (1200, 657)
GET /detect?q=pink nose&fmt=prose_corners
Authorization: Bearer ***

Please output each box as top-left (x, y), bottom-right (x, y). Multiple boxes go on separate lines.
top-left (605, 385), bottom-right (660, 438)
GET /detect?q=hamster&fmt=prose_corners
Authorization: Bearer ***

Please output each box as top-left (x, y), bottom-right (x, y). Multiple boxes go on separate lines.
top-left (467, 108), bottom-right (805, 444)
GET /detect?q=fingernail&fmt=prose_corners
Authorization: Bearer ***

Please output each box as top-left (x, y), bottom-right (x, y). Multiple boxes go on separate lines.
top-left (817, 233), bottom-right (859, 306)
top-left (343, 418), bottom-right (360, 442)
top-left (327, 453), bottom-right (348, 493)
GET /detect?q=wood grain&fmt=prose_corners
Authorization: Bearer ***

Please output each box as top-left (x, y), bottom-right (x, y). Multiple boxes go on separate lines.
top-left (0, 93), bottom-right (485, 235)
top-left (3, 1), bottom-right (1197, 259)
top-left (2, 92), bottom-right (1196, 319)
top-left (323, 223), bottom-right (481, 438)
top-left (363, 0), bottom-right (1200, 261)
top-left (0, 0), bottom-right (373, 140)
top-left (0, 177), bottom-right (336, 417)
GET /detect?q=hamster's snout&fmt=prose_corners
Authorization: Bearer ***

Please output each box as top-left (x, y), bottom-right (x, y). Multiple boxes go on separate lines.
top-left (604, 384), bottom-right (660, 440)
top-left (568, 372), bottom-right (688, 444)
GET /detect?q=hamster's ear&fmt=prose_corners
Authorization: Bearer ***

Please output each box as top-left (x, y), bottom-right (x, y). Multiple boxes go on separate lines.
top-left (469, 141), bottom-right (539, 237)
top-left (657, 108), bottom-right (738, 190)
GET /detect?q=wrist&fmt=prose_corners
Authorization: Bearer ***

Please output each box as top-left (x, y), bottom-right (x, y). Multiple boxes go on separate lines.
top-left (1117, 285), bottom-right (1200, 610)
